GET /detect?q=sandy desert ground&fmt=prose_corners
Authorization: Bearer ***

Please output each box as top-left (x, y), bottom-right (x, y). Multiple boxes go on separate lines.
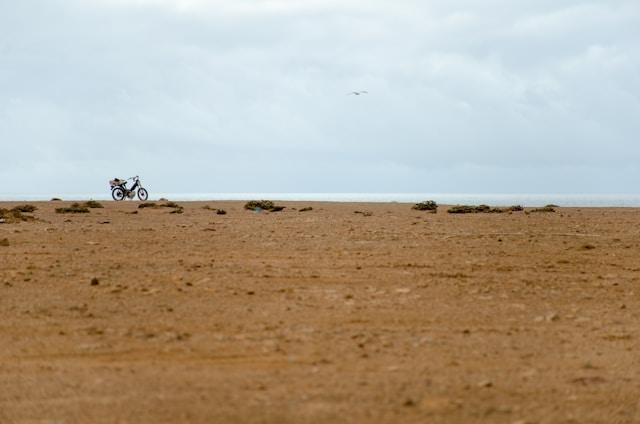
top-left (1, 200), bottom-right (639, 423)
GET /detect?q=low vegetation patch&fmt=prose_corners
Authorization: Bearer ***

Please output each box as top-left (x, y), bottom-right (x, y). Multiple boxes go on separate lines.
top-left (0, 207), bottom-right (37, 223)
top-left (244, 200), bottom-right (285, 212)
top-left (299, 207), bottom-right (313, 212)
top-left (162, 201), bottom-right (181, 209)
top-left (12, 204), bottom-right (37, 213)
top-left (244, 200), bottom-right (275, 210)
top-left (51, 198), bottom-right (62, 201)
top-left (448, 205), bottom-right (525, 214)
top-left (0, 238), bottom-right (9, 247)
top-left (412, 200), bottom-right (438, 213)
top-left (530, 206), bottom-right (556, 213)
top-left (448, 205), bottom-right (492, 214)
top-left (138, 202), bottom-right (157, 209)
top-left (83, 200), bottom-right (104, 209)
top-left (55, 203), bottom-right (90, 214)
top-left (216, 209), bottom-right (227, 215)
top-left (138, 201), bottom-right (182, 213)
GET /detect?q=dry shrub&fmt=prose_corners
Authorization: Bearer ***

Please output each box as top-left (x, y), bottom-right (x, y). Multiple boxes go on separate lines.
top-left (0, 208), bottom-right (36, 223)
top-left (83, 200), bottom-right (104, 209)
top-left (162, 201), bottom-right (181, 208)
top-left (55, 203), bottom-right (90, 214)
top-left (12, 204), bottom-right (37, 213)
top-left (354, 210), bottom-right (373, 217)
top-left (138, 202), bottom-right (157, 209)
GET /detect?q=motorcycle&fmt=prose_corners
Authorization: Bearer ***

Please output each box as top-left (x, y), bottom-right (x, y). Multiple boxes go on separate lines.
top-left (109, 176), bottom-right (149, 201)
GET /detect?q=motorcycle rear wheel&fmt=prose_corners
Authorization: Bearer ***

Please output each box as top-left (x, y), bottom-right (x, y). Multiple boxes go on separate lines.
top-left (112, 187), bottom-right (125, 201)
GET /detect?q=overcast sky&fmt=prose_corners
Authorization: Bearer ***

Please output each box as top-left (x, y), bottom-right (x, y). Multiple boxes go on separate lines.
top-left (1, 0), bottom-right (639, 195)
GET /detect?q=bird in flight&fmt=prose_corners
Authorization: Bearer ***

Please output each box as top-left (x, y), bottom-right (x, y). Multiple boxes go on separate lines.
top-left (347, 91), bottom-right (368, 96)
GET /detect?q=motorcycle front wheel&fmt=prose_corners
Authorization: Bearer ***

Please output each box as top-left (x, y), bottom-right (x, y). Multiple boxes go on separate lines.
top-left (137, 188), bottom-right (149, 201)
top-left (112, 187), bottom-right (125, 201)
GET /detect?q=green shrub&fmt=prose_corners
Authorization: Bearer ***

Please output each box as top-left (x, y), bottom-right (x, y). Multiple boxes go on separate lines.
top-left (244, 200), bottom-right (285, 212)
top-left (448, 205), bottom-right (505, 214)
top-left (531, 206), bottom-right (556, 213)
top-left (244, 200), bottom-right (275, 210)
top-left (448, 205), bottom-right (482, 214)
top-left (412, 200), bottom-right (437, 212)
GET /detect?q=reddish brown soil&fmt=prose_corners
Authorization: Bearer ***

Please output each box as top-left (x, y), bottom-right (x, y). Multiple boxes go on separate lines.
top-left (1, 201), bottom-right (639, 423)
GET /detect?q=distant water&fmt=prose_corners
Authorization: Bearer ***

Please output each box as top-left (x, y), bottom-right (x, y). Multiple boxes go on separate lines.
top-left (2, 193), bottom-right (640, 207)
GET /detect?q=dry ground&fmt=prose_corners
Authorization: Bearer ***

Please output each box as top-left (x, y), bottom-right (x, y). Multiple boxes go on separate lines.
top-left (1, 201), bottom-right (639, 423)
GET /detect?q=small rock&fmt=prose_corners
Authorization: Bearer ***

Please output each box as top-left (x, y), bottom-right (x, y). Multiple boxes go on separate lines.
top-left (545, 312), bottom-right (560, 322)
top-left (478, 380), bottom-right (493, 388)
top-left (90, 277), bottom-right (100, 286)
top-left (403, 398), bottom-right (416, 407)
